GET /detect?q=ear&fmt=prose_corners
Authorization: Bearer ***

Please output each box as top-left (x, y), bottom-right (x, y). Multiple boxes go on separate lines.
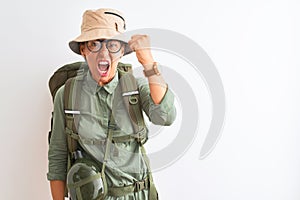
top-left (79, 43), bottom-right (85, 56)
top-left (120, 45), bottom-right (125, 57)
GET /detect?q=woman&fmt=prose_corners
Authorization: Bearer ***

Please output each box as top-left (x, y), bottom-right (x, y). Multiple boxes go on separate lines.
top-left (48, 8), bottom-right (176, 200)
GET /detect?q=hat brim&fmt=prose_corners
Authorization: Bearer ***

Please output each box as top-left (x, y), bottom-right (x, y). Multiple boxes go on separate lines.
top-left (69, 29), bottom-right (133, 56)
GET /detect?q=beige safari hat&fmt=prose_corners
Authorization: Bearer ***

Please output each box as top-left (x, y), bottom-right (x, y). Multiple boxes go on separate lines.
top-left (69, 8), bottom-right (132, 55)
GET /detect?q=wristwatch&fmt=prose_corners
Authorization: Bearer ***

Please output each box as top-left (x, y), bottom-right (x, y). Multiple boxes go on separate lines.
top-left (143, 62), bottom-right (160, 77)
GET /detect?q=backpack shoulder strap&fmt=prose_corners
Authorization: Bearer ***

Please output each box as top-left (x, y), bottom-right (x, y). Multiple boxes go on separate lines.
top-left (117, 62), bottom-right (148, 144)
top-left (64, 67), bottom-right (86, 159)
top-left (117, 63), bottom-right (158, 199)
top-left (64, 78), bottom-right (79, 155)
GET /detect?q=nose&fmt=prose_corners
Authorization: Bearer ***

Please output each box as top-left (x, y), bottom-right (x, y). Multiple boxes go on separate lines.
top-left (97, 42), bottom-right (109, 58)
top-left (99, 41), bottom-right (109, 53)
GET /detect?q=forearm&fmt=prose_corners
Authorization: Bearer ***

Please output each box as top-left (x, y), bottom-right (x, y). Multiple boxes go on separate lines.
top-left (147, 73), bottom-right (167, 104)
top-left (142, 62), bottom-right (167, 105)
top-left (50, 180), bottom-right (66, 200)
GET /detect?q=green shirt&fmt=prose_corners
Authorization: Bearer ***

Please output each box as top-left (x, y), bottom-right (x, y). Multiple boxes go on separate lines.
top-left (47, 70), bottom-right (176, 199)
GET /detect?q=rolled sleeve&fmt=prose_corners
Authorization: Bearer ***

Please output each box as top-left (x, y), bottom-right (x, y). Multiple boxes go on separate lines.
top-left (47, 86), bottom-right (68, 181)
top-left (137, 78), bottom-right (176, 126)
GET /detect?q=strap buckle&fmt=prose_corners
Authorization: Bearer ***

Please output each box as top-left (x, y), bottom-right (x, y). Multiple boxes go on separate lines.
top-left (134, 177), bottom-right (149, 192)
top-left (135, 128), bottom-right (148, 144)
top-left (134, 180), bottom-right (146, 192)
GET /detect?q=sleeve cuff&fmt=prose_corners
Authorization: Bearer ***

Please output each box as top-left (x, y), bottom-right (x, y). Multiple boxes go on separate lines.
top-left (149, 88), bottom-right (176, 125)
top-left (47, 172), bottom-right (67, 181)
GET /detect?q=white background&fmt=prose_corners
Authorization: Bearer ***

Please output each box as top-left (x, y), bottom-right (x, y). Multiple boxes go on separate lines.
top-left (0, 0), bottom-right (299, 199)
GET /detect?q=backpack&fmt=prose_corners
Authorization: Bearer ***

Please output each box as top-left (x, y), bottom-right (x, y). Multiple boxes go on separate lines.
top-left (48, 61), bottom-right (158, 199)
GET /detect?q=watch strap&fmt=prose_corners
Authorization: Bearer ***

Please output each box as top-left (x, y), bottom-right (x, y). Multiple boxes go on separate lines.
top-left (143, 62), bottom-right (160, 77)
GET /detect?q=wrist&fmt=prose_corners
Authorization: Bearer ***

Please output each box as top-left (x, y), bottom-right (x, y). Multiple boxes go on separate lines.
top-left (139, 54), bottom-right (154, 68)
top-left (142, 61), bottom-right (155, 70)
top-left (141, 61), bottom-right (155, 69)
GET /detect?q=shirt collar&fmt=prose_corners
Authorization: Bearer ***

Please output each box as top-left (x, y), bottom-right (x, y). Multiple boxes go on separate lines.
top-left (86, 70), bottom-right (119, 95)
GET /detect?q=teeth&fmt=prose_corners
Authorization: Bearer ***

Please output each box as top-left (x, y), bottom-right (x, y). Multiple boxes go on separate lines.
top-left (98, 60), bottom-right (109, 73)
top-left (99, 61), bottom-right (109, 65)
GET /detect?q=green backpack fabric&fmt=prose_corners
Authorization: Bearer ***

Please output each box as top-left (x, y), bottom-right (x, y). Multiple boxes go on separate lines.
top-left (48, 61), bottom-right (158, 199)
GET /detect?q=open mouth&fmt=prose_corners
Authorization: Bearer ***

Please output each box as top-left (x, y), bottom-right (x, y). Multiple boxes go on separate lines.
top-left (97, 60), bottom-right (110, 77)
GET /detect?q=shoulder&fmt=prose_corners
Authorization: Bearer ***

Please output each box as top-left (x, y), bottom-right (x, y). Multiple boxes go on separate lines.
top-left (53, 85), bottom-right (65, 106)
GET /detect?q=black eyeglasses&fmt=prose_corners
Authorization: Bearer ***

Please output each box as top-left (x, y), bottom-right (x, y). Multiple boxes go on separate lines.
top-left (86, 39), bottom-right (123, 53)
